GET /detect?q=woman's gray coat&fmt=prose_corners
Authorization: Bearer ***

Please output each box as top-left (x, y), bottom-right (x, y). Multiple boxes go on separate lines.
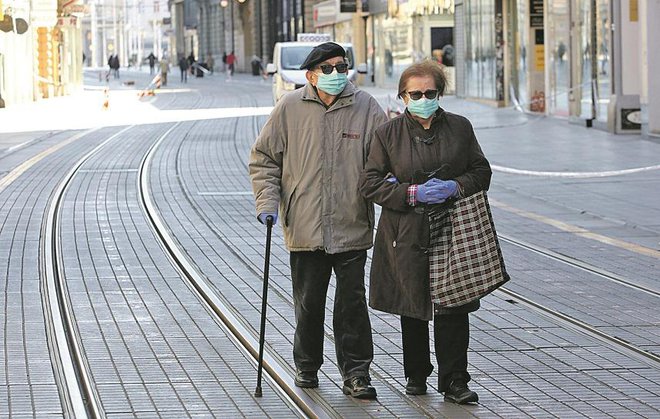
top-left (359, 108), bottom-right (492, 321)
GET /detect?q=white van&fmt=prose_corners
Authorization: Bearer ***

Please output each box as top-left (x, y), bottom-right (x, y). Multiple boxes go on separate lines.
top-left (266, 42), bottom-right (367, 103)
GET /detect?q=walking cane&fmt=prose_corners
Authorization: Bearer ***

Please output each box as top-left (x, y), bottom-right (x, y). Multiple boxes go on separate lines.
top-left (254, 215), bottom-right (273, 397)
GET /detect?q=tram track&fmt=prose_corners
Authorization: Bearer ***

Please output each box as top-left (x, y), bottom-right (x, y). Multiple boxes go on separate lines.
top-left (139, 122), bottom-right (324, 418)
top-left (136, 86), bottom-right (439, 415)
top-left (38, 83), bottom-right (658, 417)
top-left (153, 101), bottom-right (441, 418)
top-left (494, 232), bottom-right (660, 367)
top-left (39, 86), bottom-right (309, 418)
top-left (149, 88), bottom-right (329, 417)
top-left (499, 233), bottom-right (660, 298)
top-left (145, 92), bottom-right (346, 417)
top-left (37, 86), bottom-right (290, 418)
top-left (223, 93), bottom-right (660, 403)
top-left (163, 90), bottom-right (660, 414)
top-left (42, 125), bottom-right (135, 418)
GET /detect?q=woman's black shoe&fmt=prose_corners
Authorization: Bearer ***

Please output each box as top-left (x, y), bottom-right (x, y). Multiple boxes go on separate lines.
top-left (342, 376), bottom-right (377, 399)
top-left (294, 370), bottom-right (319, 388)
top-left (405, 377), bottom-right (427, 395)
top-left (444, 379), bottom-right (478, 404)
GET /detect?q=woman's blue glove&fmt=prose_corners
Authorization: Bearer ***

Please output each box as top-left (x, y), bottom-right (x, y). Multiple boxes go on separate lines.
top-left (385, 175), bottom-right (399, 184)
top-left (258, 213), bottom-right (278, 225)
top-left (416, 178), bottom-right (446, 204)
top-left (434, 180), bottom-right (459, 199)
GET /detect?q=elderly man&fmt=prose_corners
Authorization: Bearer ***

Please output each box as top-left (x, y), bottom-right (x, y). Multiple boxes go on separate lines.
top-left (249, 42), bottom-right (388, 399)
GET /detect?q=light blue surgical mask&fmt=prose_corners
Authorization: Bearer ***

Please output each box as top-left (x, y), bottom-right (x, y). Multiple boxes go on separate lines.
top-left (407, 97), bottom-right (439, 119)
top-left (316, 71), bottom-right (348, 95)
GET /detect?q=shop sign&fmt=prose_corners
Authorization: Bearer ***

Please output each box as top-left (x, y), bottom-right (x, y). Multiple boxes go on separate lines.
top-left (368, 0), bottom-right (388, 14)
top-left (530, 0), bottom-right (543, 28)
top-left (32, 0), bottom-right (58, 26)
top-left (534, 45), bottom-right (544, 70)
top-left (57, 15), bottom-right (77, 27)
top-left (313, 0), bottom-right (337, 27)
top-left (629, 0), bottom-right (638, 21)
top-left (340, 0), bottom-right (357, 13)
top-left (63, 4), bottom-right (88, 14)
top-left (313, 0), bottom-right (353, 28)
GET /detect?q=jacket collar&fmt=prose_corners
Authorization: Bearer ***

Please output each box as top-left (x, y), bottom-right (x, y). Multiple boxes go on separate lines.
top-left (302, 82), bottom-right (357, 111)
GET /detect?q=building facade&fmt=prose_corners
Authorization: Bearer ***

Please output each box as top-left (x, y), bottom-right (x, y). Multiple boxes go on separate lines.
top-left (455, 0), bottom-right (658, 137)
top-left (0, 0), bottom-right (83, 106)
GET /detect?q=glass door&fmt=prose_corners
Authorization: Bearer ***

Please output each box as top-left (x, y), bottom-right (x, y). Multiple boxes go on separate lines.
top-left (547, 0), bottom-right (570, 116)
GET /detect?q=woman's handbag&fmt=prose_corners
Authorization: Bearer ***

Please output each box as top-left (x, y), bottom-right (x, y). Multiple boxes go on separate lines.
top-left (428, 190), bottom-right (510, 307)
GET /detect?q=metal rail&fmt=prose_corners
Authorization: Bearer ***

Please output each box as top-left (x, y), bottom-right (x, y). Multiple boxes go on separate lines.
top-left (42, 126), bottom-right (134, 418)
top-left (500, 234), bottom-right (660, 297)
top-left (139, 123), bottom-right (332, 419)
top-left (498, 234), bottom-right (660, 366)
top-left (184, 110), bottom-right (439, 417)
top-left (498, 286), bottom-right (660, 366)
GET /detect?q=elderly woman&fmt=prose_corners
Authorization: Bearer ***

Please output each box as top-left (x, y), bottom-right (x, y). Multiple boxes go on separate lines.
top-left (359, 60), bottom-right (491, 404)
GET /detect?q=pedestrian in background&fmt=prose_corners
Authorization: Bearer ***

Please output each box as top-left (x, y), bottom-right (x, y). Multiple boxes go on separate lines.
top-left (107, 54), bottom-right (114, 80)
top-left (178, 56), bottom-right (189, 83)
top-left (359, 59), bottom-right (491, 404)
top-left (159, 58), bottom-right (169, 86)
top-left (249, 42), bottom-right (388, 400)
top-left (207, 54), bottom-right (215, 74)
top-left (222, 51), bottom-right (227, 72)
top-left (147, 52), bottom-right (156, 75)
top-left (187, 52), bottom-right (196, 75)
top-left (226, 51), bottom-right (236, 78)
top-left (112, 55), bottom-right (121, 79)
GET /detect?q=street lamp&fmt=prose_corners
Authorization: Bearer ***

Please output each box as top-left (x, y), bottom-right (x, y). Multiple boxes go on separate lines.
top-left (220, 0), bottom-right (246, 54)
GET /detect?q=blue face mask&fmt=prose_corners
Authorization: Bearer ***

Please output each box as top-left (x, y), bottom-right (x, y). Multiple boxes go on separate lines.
top-left (316, 71), bottom-right (348, 95)
top-left (407, 97), bottom-right (439, 119)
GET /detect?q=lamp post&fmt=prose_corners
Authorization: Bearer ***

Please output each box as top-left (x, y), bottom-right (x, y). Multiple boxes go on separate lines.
top-left (220, 0), bottom-right (245, 54)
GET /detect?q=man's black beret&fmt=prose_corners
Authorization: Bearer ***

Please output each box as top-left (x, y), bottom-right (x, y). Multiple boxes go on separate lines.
top-left (300, 42), bottom-right (346, 70)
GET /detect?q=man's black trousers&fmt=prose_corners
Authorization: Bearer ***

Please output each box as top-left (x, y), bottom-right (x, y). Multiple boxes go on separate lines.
top-left (290, 250), bottom-right (373, 380)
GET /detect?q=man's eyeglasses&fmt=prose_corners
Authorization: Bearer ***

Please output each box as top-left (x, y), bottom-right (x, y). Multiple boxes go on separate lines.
top-left (406, 90), bottom-right (439, 100)
top-left (317, 63), bottom-right (349, 74)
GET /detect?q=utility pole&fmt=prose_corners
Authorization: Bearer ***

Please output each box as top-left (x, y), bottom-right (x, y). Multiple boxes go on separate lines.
top-left (230, 0), bottom-right (234, 52)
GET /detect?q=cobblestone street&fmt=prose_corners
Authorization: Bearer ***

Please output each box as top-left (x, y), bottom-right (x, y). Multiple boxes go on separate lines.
top-left (0, 69), bottom-right (658, 417)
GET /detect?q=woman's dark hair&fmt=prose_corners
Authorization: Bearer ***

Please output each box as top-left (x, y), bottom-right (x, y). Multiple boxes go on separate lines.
top-left (397, 59), bottom-right (448, 99)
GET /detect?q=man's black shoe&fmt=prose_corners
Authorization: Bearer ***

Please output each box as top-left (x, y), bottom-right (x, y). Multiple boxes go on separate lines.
top-left (444, 379), bottom-right (478, 404)
top-left (294, 370), bottom-right (318, 388)
top-left (405, 376), bottom-right (427, 395)
top-left (342, 376), bottom-right (377, 399)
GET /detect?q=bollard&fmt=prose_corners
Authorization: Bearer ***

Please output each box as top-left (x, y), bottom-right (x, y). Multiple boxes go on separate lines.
top-left (102, 88), bottom-right (110, 110)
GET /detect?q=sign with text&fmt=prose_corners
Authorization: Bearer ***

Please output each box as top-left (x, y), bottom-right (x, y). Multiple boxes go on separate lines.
top-left (368, 0), bottom-right (388, 14)
top-left (340, 0), bottom-right (357, 13)
top-left (313, 0), bottom-right (337, 27)
top-left (32, 0), bottom-right (58, 26)
top-left (530, 0), bottom-right (543, 28)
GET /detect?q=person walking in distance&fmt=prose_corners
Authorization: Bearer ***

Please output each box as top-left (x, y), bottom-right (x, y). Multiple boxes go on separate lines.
top-left (187, 52), bottom-right (196, 74)
top-left (159, 57), bottom-right (169, 86)
top-left (178, 56), bottom-right (189, 83)
top-left (147, 52), bottom-right (156, 75)
top-left (106, 54), bottom-right (113, 81)
top-left (207, 54), bottom-right (215, 74)
top-left (111, 54), bottom-right (120, 79)
top-left (249, 42), bottom-right (388, 399)
top-left (226, 51), bottom-right (236, 78)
